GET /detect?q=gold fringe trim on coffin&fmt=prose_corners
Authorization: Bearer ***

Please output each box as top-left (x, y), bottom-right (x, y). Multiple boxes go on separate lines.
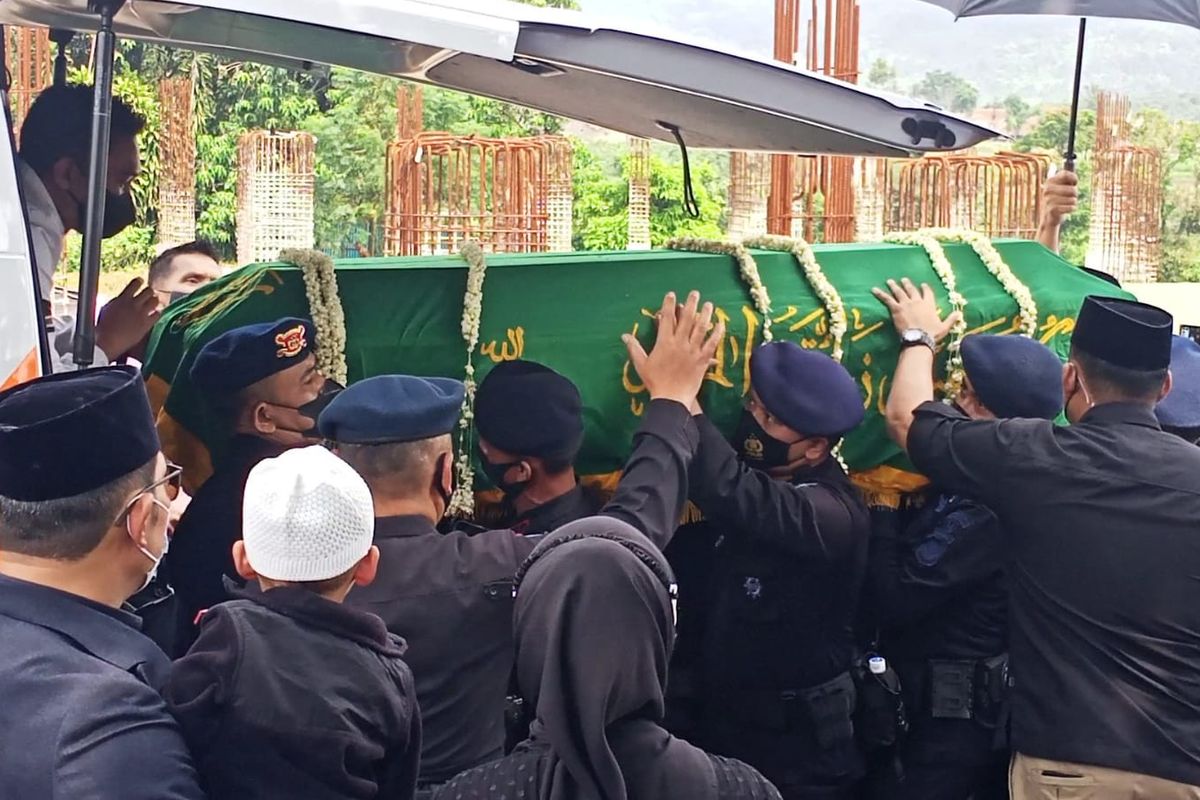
top-left (850, 465), bottom-right (930, 510)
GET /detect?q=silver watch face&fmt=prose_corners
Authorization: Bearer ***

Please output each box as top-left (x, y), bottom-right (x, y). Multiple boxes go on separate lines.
top-left (902, 329), bottom-right (925, 343)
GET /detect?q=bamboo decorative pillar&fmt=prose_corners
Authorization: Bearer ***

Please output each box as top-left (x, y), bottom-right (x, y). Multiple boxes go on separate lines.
top-left (157, 77), bottom-right (196, 248)
top-left (6, 27), bottom-right (52, 133)
top-left (546, 137), bottom-right (575, 252)
top-left (236, 131), bottom-right (316, 265)
top-left (728, 152), bottom-right (771, 240)
top-left (627, 136), bottom-right (651, 251)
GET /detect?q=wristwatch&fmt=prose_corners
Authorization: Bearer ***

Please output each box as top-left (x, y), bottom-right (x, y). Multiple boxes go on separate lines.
top-left (900, 328), bottom-right (936, 352)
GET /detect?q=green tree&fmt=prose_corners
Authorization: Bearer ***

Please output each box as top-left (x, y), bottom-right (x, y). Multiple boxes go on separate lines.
top-left (912, 70), bottom-right (979, 114)
top-left (865, 59), bottom-right (899, 92)
top-left (1002, 94), bottom-right (1034, 131)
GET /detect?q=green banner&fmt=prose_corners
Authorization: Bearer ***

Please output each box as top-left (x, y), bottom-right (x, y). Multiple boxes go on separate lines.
top-left (143, 241), bottom-right (1128, 493)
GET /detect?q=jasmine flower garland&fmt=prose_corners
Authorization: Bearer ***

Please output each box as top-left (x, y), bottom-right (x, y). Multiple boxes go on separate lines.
top-left (882, 231), bottom-right (970, 399)
top-left (667, 237), bottom-right (774, 342)
top-left (744, 234), bottom-right (848, 363)
top-left (448, 240), bottom-right (488, 518)
top-left (283, 248), bottom-right (348, 386)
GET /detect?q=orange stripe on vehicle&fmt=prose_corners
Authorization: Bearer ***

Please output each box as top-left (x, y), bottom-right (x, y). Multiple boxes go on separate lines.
top-left (1, 348), bottom-right (41, 392)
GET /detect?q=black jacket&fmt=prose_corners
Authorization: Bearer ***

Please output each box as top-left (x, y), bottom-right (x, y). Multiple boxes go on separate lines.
top-left (165, 586), bottom-right (421, 800)
top-left (166, 434), bottom-right (285, 655)
top-left (0, 574), bottom-right (204, 799)
top-left (348, 399), bottom-right (699, 783)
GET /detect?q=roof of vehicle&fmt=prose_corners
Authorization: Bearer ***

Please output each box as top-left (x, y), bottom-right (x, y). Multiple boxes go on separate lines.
top-left (0, 0), bottom-right (1003, 156)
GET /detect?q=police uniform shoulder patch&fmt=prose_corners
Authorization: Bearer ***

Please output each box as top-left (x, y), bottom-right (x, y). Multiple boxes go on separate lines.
top-left (275, 324), bottom-right (307, 358)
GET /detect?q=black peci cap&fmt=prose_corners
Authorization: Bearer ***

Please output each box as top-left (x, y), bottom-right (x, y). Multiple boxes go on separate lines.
top-left (1072, 296), bottom-right (1173, 372)
top-left (474, 360), bottom-right (584, 461)
top-left (0, 366), bottom-right (160, 501)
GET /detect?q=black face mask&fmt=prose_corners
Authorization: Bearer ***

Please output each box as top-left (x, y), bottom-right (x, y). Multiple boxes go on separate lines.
top-left (101, 191), bottom-right (137, 238)
top-left (274, 379), bottom-right (345, 434)
top-left (732, 410), bottom-right (794, 470)
top-left (478, 448), bottom-right (530, 499)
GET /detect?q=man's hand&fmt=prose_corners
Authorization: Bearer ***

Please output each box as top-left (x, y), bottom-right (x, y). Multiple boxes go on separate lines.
top-left (1037, 168), bottom-right (1078, 253)
top-left (95, 279), bottom-right (162, 360)
top-left (872, 278), bottom-right (962, 342)
top-left (623, 290), bottom-right (725, 409)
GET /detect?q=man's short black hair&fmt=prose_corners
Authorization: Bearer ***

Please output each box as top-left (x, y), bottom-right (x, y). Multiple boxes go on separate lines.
top-left (149, 240), bottom-right (219, 287)
top-left (19, 84), bottom-right (146, 177)
top-left (0, 456), bottom-right (157, 560)
top-left (1071, 347), bottom-right (1169, 403)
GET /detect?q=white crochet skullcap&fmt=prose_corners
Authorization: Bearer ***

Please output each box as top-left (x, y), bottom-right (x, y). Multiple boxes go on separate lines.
top-left (242, 445), bottom-right (375, 582)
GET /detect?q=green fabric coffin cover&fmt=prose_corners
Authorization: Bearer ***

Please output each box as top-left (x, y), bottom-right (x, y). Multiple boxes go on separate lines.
top-left (143, 241), bottom-right (1129, 494)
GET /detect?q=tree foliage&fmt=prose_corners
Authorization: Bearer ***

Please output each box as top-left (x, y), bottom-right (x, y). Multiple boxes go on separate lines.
top-left (912, 70), bottom-right (980, 114)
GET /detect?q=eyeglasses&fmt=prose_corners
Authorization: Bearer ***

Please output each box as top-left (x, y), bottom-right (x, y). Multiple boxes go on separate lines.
top-left (113, 461), bottom-right (183, 527)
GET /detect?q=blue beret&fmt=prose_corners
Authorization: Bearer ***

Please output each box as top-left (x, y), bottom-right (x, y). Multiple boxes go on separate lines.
top-left (1158, 336), bottom-right (1200, 428)
top-left (0, 366), bottom-right (160, 501)
top-left (475, 360), bottom-right (583, 459)
top-left (319, 375), bottom-right (465, 444)
top-left (1073, 296), bottom-right (1172, 371)
top-left (749, 342), bottom-right (864, 437)
top-left (190, 317), bottom-right (315, 397)
top-left (961, 334), bottom-right (1064, 420)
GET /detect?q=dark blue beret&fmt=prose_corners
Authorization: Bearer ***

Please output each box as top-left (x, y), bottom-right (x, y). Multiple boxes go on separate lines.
top-left (960, 334), bottom-right (1064, 420)
top-left (1073, 296), bottom-right (1172, 371)
top-left (0, 366), bottom-right (160, 501)
top-left (749, 342), bottom-right (864, 437)
top-left (1158, 336), bottom-right (1200, 428)
top-left (475, 360), bottom-right (583, 460)
top-left (318, 375), bottom-right (465, 444)
top-left (190, 317), bottom-right (316, 397)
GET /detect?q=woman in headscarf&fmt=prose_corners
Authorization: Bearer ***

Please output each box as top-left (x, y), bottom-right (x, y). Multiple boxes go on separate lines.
top-left (435, 517), bottom-right (781, 800)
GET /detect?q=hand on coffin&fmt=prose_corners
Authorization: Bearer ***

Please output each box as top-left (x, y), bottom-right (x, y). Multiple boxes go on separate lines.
top-left (622, 290), bottom-right (725, 410)
top-left (96, 278), bottom-right (163, 361)
top-left (872, 278), bottom-right (962, 343)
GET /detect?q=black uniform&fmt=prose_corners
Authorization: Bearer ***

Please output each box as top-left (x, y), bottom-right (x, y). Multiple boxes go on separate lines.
top-left (908, 401), bottom-right (1200, 787)
top-left (0, 574), bottom-right (204, 799)
top-left (861, 492), bottom-right (1009, 800)
top-left (347, 399), bottom-right (699, 786)
top-left (166, 434), bottom-right (285, 655)
top-left (683, 414), bottom-right (870, 800)
top-left (165, 586), bottom-right (421, 800)
top-left (508, 484), bottom-right (603, 535)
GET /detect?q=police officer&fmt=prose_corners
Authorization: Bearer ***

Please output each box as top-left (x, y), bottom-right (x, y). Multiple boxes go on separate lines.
top-left (1158, 335), bottom-right (1200, 444)
top-left (862, 334), bottom-right (1065, 800)
top-left (319, 290), bottom-right (722, 795)
top-left (0, 367), bottom-right (203, 799)
top-left (165, 317), bottom-right (340, 654)
top-left (678, 340), bottom-right (871, 800)
top-left (474, 359), bottom-right (600, 533)
top-left (877, 279), bottom-right (1200, 797)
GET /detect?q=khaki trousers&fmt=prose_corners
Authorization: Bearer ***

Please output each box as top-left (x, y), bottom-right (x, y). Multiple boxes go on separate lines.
top-left (1010, 753), bottom-right (1200, 800)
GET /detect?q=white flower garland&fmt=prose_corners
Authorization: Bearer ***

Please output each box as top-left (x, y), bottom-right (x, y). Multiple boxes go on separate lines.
top-left (921, 228), bottom-right (1039, 337)
top-left (744, 234), bottom-right (848, 363)
top-left (882, 231), bottom-right (969, 398)
top-left (284, 248), bottom-right (348, 386)
top-left (668, 237), bottom-right (774, 342)
top-left (448, 240), bottom-right (487, 518)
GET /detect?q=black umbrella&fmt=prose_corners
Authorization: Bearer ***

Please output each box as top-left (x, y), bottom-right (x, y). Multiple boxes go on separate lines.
top-left (915, 1), bottom-right (1200, 169)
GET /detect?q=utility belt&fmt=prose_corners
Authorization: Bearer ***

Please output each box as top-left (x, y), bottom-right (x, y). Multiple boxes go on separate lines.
top-left (905, 653), bottom-right (1010, 729)
top-left (713, 670), bottom-right (859, 754)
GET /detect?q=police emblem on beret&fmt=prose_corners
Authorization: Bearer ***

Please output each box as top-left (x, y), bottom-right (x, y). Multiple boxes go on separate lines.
top-left (275, 324), bottom-right (308, 359)
top-left (742, 433), bottom-right (765, 460)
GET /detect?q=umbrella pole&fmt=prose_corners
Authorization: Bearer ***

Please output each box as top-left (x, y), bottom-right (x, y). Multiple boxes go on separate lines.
top-left (1064, 17), bottom-right (1087, 172)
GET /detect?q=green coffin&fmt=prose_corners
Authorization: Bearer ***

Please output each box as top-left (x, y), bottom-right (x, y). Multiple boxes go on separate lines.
top-left (143, 241), bottom-right (1129, 499)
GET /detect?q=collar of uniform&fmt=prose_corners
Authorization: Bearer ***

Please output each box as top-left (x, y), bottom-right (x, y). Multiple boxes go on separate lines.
top-left (229, 584), bottom-right (408, 656)
top-left (790, 453), bottom-right (851, 487)
top-left (511, 484), bottom-right (592, 535)
top-left (1080, 402), bottom-right (1162, 429)
top-left (0, 573), bottom-right (166, 673)
top-left (222, 433), bottom-right (289, 468)
top-left (375, 514), bottom-right (440, 539)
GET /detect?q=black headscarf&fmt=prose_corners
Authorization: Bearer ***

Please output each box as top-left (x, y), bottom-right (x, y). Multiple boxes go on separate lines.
top-left (513, 516), bottom-right (718, 800)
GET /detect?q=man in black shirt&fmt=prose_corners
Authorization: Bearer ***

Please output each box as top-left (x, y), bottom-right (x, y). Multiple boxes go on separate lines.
top-left (874, 278), bottom-right (1200, 797)
top-left (678, 340), bottom-right (871, 800)
top-left (862, 333), bottom-right (1065, 800)
top-left (319, 291), bottom-right (724, 794)
top-left (473, 359), bottom-right (600, 534)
